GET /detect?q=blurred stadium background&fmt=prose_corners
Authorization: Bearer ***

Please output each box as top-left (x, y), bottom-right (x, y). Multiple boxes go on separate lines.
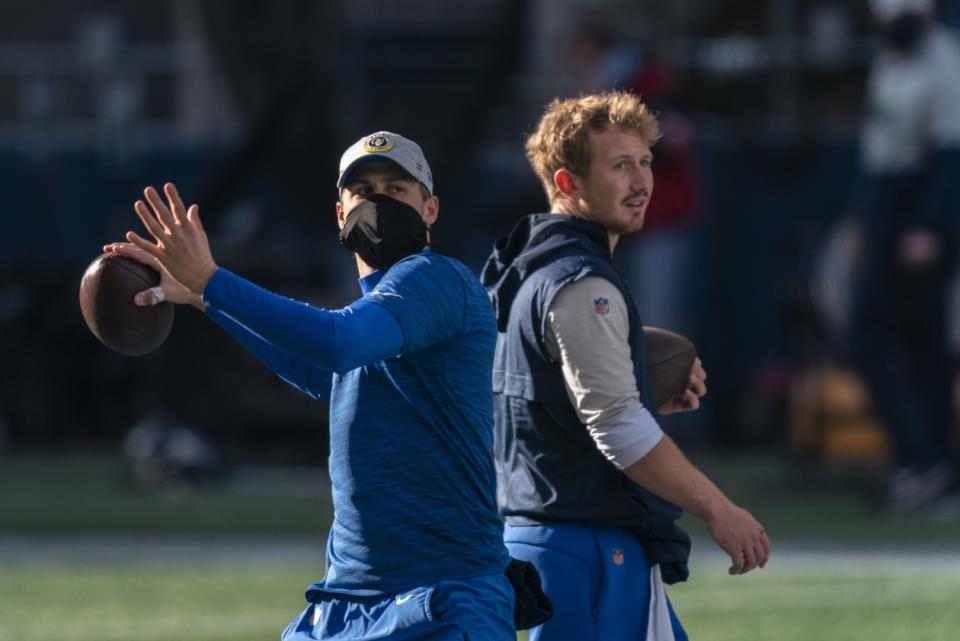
top-left (1, 1), bottom-right (959, 640)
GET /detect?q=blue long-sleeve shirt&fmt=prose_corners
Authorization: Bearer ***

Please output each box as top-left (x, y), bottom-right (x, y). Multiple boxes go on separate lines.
top-left (201, 250), bottom-right (508, 596)
top-left (204, 268), bottom-right (403, 401)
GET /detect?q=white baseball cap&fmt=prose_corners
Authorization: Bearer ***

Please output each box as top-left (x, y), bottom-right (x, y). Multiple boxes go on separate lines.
top-left (337, 131), bottom-right (434, 195)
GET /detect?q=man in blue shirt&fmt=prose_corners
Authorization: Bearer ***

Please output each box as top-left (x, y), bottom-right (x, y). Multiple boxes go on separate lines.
top-left (104, 132), bottom-right (521, 640)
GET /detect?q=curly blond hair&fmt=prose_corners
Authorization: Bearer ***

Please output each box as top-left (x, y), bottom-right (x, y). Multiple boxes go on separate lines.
top-left (525, 91), bottom-right (661, 206)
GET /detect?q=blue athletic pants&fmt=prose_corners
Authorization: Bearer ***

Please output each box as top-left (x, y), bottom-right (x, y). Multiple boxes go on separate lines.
top-left (505, 522), bottom-right (688, 641)
top-left (280, 572), bottom-right (515, 641)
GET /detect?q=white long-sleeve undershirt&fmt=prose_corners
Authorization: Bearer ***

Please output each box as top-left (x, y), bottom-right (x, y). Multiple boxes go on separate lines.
top-left (544, 276), bottom-right (663, 469)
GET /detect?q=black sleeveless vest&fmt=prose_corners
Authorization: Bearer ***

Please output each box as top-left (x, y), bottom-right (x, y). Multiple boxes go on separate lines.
top-left (482, 213), bottom-right (691, 583)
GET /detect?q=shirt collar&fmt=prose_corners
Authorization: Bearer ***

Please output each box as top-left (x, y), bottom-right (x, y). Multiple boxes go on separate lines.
top-left (359, 270), bottom-right (384, 295)
top-left (357, 248), bottom-right (431, 294)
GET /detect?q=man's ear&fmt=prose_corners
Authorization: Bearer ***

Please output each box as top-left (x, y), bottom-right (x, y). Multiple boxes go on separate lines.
top-left (422, 195), bottom-right (439, 227)
top-left (336, 200), bottom-right (347, 230)
top-left (554, 168), bottom-right (580, 201)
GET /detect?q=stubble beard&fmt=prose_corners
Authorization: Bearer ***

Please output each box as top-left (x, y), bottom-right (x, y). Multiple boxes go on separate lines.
top-left (597, 206), bottom-right (645, 237)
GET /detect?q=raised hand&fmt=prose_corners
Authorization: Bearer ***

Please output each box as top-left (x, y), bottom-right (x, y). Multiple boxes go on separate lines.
top-left (127, 183), bottom-right (218, 296)
top-left (102, 241), bottom-right (204, 310)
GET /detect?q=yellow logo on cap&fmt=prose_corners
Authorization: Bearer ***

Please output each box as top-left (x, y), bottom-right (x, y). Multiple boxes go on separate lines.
top-left (363, 134), bottom-right (394, 153)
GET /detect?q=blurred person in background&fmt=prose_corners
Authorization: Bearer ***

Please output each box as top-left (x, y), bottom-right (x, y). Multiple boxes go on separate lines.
top-left (566, 11), bottom-right (642, 94)
top-left (483, 91), bottom-right (769, 641)
top-left (103, 132), bottom-right (551, 640)
top-left (848, 0), bottom-right (960, 512)
top-left (566, 12), bottom-right (704, 341)
top-left (621, 66), bottom-right (702, 341)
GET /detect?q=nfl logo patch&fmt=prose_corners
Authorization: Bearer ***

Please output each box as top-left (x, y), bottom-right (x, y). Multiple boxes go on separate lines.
top-left (594, 297), bottom-right (610, 315)
top-left (612, 548), bottom-right (624, 566)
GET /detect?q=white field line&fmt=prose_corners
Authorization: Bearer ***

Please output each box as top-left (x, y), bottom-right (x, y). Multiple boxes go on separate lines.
top-left (672, 575), bottom-right (960, 613)
top-left (673, 541), bottom-right (960, 614)
top-left (1, 536), bottom-right (958, 571)
top-left (688, 541), bottom-right (960, 573)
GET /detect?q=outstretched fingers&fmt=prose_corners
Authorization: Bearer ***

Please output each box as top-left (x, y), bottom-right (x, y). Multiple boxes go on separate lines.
top-left (126, 230), bottom-right (163, 260)
top-left (134, 199), bottom-right (168, 244)
top-left (144, 186), bottom-right (176, 231)
top-left (125, 183), bottom-right (216, 296)
top-left (187, 203), bottom-right (202, 226)
top-left (104, 241), bottom-right (161, 270)
top-left (164, 182), bottom-right (187, 226)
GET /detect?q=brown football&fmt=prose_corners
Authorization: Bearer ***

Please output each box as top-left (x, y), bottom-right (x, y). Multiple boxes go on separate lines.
top-left (644, 327), bottom-right (697, 408)
top-left (79, 253), bottom-right (174, 356)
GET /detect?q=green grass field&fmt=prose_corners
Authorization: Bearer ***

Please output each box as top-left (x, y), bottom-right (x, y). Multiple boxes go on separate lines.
top-left (0, 564), bottom-right (311, 641)
top-left (668, 556), bottom-right (960, 641)
top-left (3, 553), bottom-right (959, 641)
top-left (2, 452), bottom-right (959, 641)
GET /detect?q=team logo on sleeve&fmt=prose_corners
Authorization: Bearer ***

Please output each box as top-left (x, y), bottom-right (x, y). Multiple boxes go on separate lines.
top-left (594, 297), bottom-right (610, 315)
top-left (364, 134), bottom-right (394, 153)
top-left (612, 548), bottom-right (624, 566)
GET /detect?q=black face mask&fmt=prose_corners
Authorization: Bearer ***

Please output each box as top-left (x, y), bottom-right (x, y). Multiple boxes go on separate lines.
top-left (883, 13), bottom-right (928, 53)
top-left (339, 193), bottom-right (429, 271)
